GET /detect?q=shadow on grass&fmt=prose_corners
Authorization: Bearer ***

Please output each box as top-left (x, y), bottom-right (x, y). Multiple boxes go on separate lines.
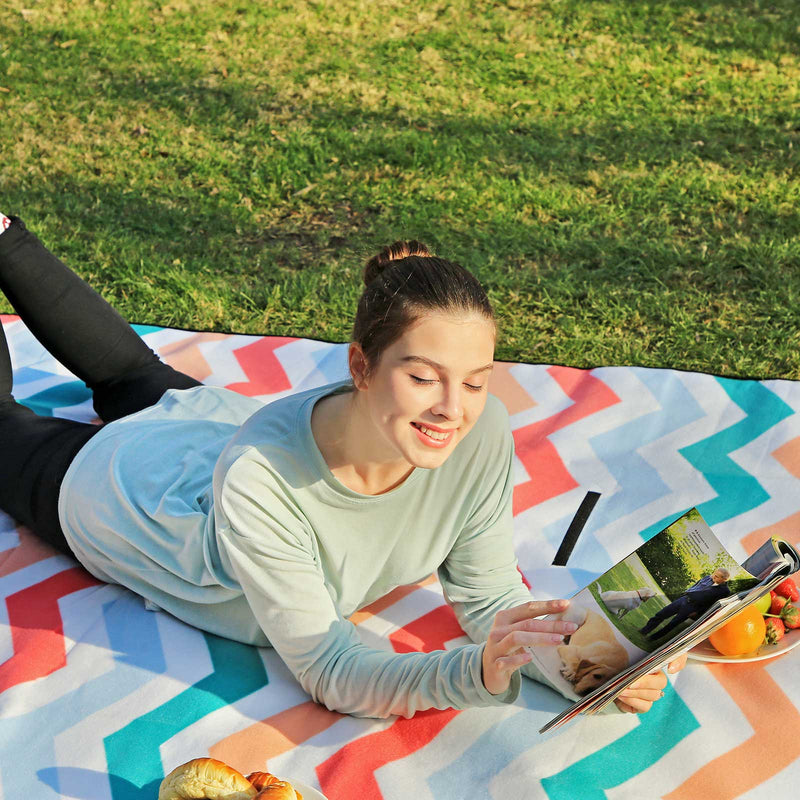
top-left (583, 0), bottom-right (800, 59)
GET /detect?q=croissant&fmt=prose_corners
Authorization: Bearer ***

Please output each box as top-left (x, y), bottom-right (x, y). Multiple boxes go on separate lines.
top-left (252, 780), bottom-right (302, 800)
top-left (158, 758), bottom-right (257, 799)
top-left (244, 773), bottom-right (280, 791)
top-left (158, 758), bottom-right (303, 800)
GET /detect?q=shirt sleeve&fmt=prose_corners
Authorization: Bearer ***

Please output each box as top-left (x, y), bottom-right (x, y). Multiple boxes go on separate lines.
top-left (215, 448), bottom-right (520, 719)
top-left (435, 400), bottom-right (575, 701)
top-left (685, 575), bottom-right (713, 594)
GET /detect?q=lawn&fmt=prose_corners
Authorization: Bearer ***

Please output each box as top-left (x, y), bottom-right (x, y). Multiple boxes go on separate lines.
top-left (2, 0), bottom-right (799, 377)
top-left (591, 557), bottom-right (675, 651)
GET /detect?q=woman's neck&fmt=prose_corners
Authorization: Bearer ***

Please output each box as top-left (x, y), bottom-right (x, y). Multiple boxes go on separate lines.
top-left (311, 390), bottom-right (413, 496)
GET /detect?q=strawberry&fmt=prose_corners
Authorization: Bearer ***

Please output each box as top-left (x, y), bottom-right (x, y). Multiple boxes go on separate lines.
top-left (774, 578), bottom-right (800, 602)
top-left (781, 604), bottom-right (800, 630)
top-left (765, 617), bottom-right (786, 645)
top-left (769, 591), bottom-right (789, 615)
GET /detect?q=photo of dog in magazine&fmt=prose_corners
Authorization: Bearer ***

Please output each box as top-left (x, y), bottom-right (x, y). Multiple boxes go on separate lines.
top-left (531, 508), bottom-right (800, 733)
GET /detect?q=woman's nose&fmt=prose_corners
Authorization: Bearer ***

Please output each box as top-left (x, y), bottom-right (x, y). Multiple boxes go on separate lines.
top-left (432, 385), bottom-right (462, 419)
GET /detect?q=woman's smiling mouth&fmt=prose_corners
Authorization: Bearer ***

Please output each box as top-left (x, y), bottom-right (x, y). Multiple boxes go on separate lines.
top-left (411, 421), bottom-right (456, 447)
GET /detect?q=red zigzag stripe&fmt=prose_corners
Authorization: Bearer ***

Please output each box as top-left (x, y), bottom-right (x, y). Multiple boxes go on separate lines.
top-left (512, 366), bottom-right (619, 515)
top-left (318, 606), bottom-right (474, 797)
top-left (389, 605), bottom-right (466, 654)
top-left (316, 707), bottom-right (460, 799)
top-left (0, 567), bottom-right (100, 693)
top-left (225, 336), bottom-right (296, 396)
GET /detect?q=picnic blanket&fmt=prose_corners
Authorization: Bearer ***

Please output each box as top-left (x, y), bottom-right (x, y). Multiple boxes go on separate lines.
top-left (1, 314), bottom-right (799, 800)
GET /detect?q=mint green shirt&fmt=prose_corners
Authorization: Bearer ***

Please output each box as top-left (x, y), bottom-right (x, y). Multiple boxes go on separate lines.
top-left (60, 382), bottom-right (556, 718)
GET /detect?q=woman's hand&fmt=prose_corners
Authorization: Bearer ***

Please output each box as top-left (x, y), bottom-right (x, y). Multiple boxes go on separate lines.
top-left (482, 599), bottom-right (577, 695)
top-left (614, 654), bottom-right (688, 713)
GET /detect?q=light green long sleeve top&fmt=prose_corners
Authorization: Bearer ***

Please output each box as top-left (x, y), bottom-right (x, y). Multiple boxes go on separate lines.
top-left (60, 381), bottom-right (559, 718)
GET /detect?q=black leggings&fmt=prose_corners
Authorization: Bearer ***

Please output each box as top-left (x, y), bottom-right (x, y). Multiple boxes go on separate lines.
top-left (0, 216), bottom-right (202, 555)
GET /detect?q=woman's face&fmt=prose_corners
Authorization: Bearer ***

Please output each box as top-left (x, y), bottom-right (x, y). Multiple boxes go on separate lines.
top-left (354, 310), bottom-right (496, 471)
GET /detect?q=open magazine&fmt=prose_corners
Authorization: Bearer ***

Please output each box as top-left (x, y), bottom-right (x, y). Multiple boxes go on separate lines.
top-left (533, 508), bottom-right (800, 733)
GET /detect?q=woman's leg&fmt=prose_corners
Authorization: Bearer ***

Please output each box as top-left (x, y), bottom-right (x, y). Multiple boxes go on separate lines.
top-left (0, 215), bottom-right (201, 422)
top-left (0, 318), bottom-right (99, 555)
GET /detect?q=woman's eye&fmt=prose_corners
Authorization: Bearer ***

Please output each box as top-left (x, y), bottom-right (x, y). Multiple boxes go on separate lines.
top-left (410, 375), bottom-right (436, 385)
top-left (465, 383), bottom-right (484, 392)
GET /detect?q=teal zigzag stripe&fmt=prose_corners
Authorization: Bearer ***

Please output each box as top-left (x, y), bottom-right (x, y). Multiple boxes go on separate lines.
top-left (104, 633), bottom-right (268, 800)
top-left (640, 378), bottom-right (793, 540)
top-left (540, 683), bottom-right (699, 799)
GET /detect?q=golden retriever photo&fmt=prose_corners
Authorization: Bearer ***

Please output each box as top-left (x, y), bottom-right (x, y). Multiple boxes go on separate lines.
top-left (555, 605), bottom-right (630, 695)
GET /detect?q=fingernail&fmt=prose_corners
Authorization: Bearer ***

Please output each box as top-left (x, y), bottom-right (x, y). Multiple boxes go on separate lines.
top-left (564, 622), bottom-right (579, 632)
top-left (550, 634), bottom-right (565, 644)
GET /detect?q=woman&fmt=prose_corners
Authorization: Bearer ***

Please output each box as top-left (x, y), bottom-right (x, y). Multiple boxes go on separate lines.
top-left (0, 214), bottom-right (682, 718)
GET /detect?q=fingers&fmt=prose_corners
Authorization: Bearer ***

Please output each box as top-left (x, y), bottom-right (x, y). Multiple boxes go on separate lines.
top-left (626, 670), bottom-right (668, 693)
top-left (489, 620), bottom-right (578, 651)
top-left (668, 654), bottom-right (688, 673)
top-left (494, 599), bottom-right (570, 626)
top-left (615, 696), bottom-right (656, 714)
top-left (493, 650), bottom-right (534, 671)
top-left (615, 685), bottom-right (664, 714)
top-left (616, 669), bottom-right (671, 713)
top-left (490, 615), bottom-right (578, 640)
top-left (619, 685), bottom-right (665, 703)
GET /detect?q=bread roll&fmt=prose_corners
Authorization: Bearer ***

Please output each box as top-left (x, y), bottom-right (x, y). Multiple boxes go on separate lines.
top-left (253, 781), bottom-right (302, 800)
top-left (248, 771), bottom-right (303, 800)
top-left (246, 773), bottom-right (280, 791)
top-left (158, 758), bottom-right (258, 800)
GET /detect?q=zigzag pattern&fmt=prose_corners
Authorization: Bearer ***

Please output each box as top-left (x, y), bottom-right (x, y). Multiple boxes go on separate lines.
top-left (638, 377), bottom-right (793, 543)
top-left (1, 319), bottom-right (799, 799)
top-left (0, 567), bottom-right (100, 692)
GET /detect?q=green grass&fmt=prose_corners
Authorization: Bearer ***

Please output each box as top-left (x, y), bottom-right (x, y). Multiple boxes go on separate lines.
top-left (591, 561), bottom-right (673, 651)
top-left (2, 0), bottom-right (799, 377)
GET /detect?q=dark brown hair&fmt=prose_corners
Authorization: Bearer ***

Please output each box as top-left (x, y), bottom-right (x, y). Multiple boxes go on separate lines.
top-left (352, 240), bottom-right (494, 371)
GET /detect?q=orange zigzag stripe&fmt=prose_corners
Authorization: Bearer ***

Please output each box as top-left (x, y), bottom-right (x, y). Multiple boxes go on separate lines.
top-left (666, 436), bottom-right (800, 799)
top-left (663, 659), bottom-right (800, 800)
top-left (209, 576), bottom-right (439, 774)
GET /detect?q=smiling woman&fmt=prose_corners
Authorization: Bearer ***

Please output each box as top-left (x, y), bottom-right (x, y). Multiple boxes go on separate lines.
top-left (0, 214), bottom-right (681, 719)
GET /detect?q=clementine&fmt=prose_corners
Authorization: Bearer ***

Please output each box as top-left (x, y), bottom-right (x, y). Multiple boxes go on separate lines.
top-left (708, 605), bottom-right (766, 656)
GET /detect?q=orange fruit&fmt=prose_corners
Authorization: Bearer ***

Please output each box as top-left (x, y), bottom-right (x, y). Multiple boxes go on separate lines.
top-left (708, 605), bottom-right (766, 656)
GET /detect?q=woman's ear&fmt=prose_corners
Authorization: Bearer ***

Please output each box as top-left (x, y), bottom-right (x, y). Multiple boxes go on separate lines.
top-left (348, 343), bottom-right (370, 391)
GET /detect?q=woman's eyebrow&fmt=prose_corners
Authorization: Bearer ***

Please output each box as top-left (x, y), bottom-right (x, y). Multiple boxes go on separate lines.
top-left (401, 355), bottom-right (494, 375)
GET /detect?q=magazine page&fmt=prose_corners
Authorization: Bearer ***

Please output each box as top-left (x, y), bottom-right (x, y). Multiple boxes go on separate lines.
top-left (537, 524), bottom-right (800, 733)
top-left (541, 563), bottom-right (799, 732)
top-left (528, 508), bottom-right (756, 707)
top-left (742, 536), bottom-right (800, 579)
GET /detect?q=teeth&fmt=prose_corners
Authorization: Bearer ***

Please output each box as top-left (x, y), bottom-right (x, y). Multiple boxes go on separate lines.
top-left (417, 424), bottom-right (449, 441)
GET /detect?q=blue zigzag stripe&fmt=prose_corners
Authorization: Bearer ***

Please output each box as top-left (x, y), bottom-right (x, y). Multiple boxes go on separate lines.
top-left (104, 632), bottom-right (268, 800)
top-left (591, 369), bottom-right (705, 531)
top-left (0, 591), bottom-right (166, 798)
top-left (540, 684), bottom-right (699, 798)
top-left (639, 378), bottom-right (793, 540)
top-left (19, 380), bottom-right (90, 417)
top-left (541, 368), bottom-right (706, 576)
top-left (424, 682), bottom-right (697, 798)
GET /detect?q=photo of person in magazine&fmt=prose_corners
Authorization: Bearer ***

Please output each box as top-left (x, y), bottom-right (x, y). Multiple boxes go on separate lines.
top-left (638, 568), bottom-right (731, 639)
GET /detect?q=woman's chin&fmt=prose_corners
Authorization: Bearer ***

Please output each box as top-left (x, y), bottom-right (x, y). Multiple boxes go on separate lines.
top-left (405, 440), bottom-right (457, 469)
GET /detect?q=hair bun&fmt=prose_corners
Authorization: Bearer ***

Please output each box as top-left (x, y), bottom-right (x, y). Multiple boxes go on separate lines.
top-left (363, 240), bottom-right (431, 286)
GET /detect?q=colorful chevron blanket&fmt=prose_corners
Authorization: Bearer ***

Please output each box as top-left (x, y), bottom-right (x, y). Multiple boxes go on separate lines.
top-left (2, 315), bottom-right (799, 800)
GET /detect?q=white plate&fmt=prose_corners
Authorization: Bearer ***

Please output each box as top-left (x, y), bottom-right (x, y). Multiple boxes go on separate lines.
top-left (688, 626), bottom-right (800, 663)
top-left (288, 780), bottom-right (328, 800)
